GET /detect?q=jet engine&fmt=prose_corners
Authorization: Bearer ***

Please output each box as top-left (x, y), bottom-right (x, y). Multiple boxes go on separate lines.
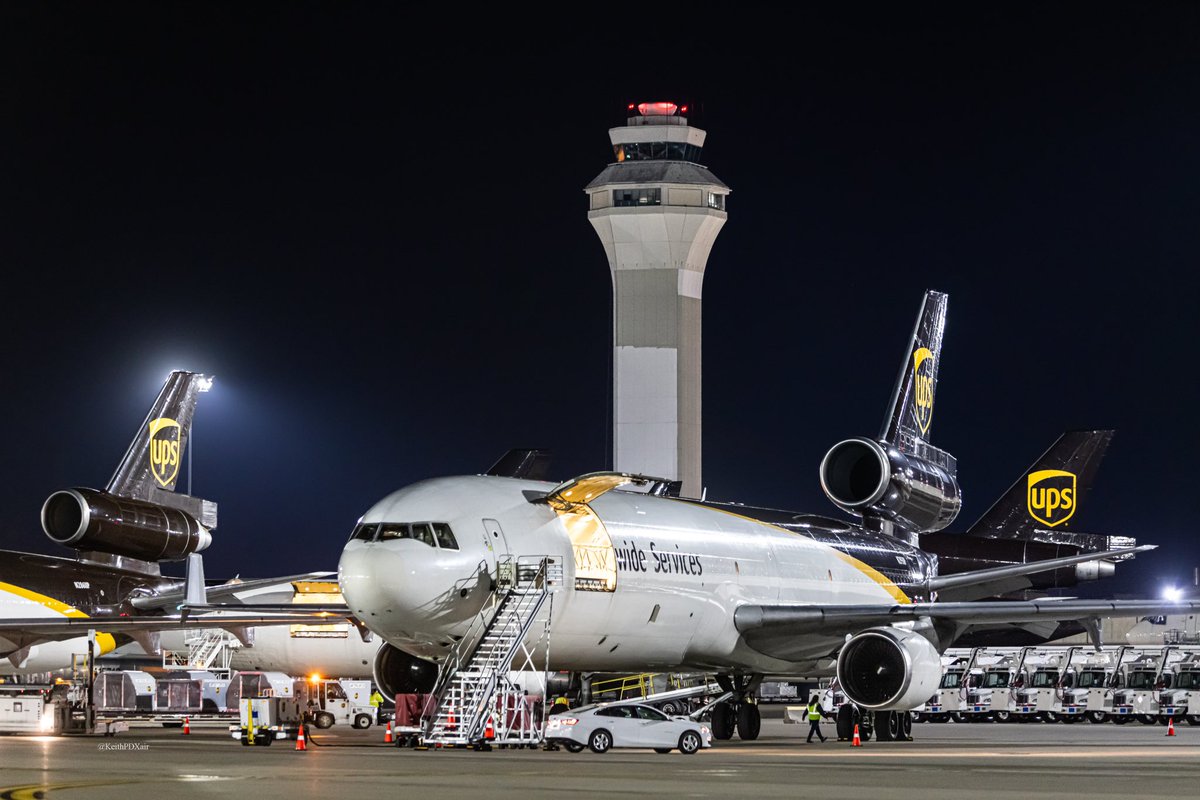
top-left (373, 643), bottom-right (439, 698)
top-left (41, 488), bottom-right (211, 562)
top-left (819, 438), bottom-right (961, 533)
top-left (836, 627), bottom-right (942, 710)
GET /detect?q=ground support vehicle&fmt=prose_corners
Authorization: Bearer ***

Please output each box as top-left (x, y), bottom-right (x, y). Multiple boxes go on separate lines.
top-left (231, 697), bottom-right (303, 746)
top-left (297, 677), bottom-right (377, 729)
top-left (1157, 657), bottom-right (1200, 724)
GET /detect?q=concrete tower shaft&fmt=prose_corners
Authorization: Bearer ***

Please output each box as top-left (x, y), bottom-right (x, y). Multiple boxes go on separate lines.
top-left (585, 102), bottom-right (729, 498)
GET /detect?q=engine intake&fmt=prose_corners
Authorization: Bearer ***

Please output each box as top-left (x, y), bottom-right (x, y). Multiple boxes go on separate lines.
top-left (836, 627), bottom-right (942, 710)
top-left (373, 643), bottom-right (438, 698)
top-left (42, 488), bottom-right (211, 562)
top-left (820, 438), bottom-right (961, 533)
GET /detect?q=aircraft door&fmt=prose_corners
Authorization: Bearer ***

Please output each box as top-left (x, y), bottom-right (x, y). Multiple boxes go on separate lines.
top-left (482, 518), bottom-right (511, 566)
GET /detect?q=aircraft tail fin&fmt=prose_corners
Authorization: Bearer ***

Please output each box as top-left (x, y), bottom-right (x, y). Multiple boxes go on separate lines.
top-left (966, 430), bottom-right (1115, 538)
top-left (106, 371), bottom-right (210, 503)
top-left (879, 290), bottom-right (948, 453)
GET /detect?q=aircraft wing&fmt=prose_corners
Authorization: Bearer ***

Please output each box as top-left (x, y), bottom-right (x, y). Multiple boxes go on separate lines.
top-left (0, 610), bottom-right (351, 648)
top-left (734, 599), bottom-right (1200, 662)
top-left (129, 572), bottom-right (337, 611)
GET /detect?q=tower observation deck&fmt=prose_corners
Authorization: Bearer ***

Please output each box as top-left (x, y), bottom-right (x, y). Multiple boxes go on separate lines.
top-left (585, 102), bottom-right (730, 498)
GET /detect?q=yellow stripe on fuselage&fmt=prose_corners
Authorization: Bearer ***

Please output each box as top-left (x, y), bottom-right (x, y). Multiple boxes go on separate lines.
top-left (675, 502), bottom-right (913, 605)
top-left (0, 581), bottom-right (118, 654)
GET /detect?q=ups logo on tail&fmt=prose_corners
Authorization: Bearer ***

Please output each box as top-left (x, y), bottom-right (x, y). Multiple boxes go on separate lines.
top-left (1027, 469), bottom-right (1076, 528)
top-left (148, 417), bottom-right (182, 488)
top-left (912, 347), bottom-right (934, 434)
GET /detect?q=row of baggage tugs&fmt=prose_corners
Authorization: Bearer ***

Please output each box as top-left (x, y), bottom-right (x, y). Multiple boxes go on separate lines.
top-left (905, 645), bottom-right (1200, 725)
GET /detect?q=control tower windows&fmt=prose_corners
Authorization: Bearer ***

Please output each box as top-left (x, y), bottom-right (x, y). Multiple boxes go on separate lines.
top-left (707, 192), bottom-right (726, 210)
top-left (614, 142), bottom-right (702, 162)
top-left (613, 188), bottom-right (661, 207)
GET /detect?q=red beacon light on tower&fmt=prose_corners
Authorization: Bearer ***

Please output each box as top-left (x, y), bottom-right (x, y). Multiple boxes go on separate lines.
top-left (632, 101), bottom-right (687, 116)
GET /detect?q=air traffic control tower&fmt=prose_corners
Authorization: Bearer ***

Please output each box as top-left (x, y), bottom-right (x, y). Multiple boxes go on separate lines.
top-left (585, 102), bottom-right (729, 498)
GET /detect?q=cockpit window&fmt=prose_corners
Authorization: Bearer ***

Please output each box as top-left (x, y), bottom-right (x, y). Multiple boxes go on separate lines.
top-left (350, 523), bottom-right (378, 542)
top-left (377, 524), bottom-right (408, 542)
top-left (409, 523), bottom-right (435, 547)
top-left (433, 523), bottom-right (459, 550)
top-left (370, 521), bottom-right (459, 549)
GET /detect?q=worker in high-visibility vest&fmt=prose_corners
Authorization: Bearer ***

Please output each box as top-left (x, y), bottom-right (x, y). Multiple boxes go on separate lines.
top-left (806, 695), bottom-right (827, 743)
top-left (370, 690), bottom-right (385, 709)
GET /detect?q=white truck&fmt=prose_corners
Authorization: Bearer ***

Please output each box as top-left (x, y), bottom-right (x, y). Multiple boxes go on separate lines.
top-left (297, 677), bottom-right (378, 729)
top-left (1157, 657), bottom-right (1200, 725)
top-left (1109, 648), bottom-right (1181, 725)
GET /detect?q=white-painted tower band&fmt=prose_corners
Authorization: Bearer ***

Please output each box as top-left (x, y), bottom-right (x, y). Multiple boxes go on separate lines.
top-left (585, 102), bottom-right (729, 498)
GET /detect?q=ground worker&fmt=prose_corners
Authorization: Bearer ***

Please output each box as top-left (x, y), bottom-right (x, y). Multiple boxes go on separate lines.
top-left (543, 696), bottom-right (572, 751)
top-left (370, 689), bottom-right (384, 708)
top-left (806, 694), bottom-right (827, 743)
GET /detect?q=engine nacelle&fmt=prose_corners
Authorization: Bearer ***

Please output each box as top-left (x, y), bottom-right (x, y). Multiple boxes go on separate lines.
top-left (372, 643), bottom-right (439, 698)
top-left (819, 437), bottom-right (961, 533)
top-left (836, 627), bottom-right (942, 710)
top-left (41, 488), bottom-right (211, 562)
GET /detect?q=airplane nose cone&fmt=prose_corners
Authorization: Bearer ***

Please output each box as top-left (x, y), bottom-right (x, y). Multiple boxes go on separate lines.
top-left (339, 538), bottom-right (487, 650)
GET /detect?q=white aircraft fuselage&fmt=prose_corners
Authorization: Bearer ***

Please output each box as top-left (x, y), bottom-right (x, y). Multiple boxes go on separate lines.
top-left (338, 474), bottom-right (928, 676)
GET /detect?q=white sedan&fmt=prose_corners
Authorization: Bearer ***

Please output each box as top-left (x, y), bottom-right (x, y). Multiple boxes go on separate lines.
top-left (544, 703), bottom-right (712, 754)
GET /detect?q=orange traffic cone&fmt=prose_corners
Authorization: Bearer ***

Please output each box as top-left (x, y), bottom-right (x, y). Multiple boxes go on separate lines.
top-left (384, 721), bottom-right (393, 744)
top-left (1166, 718), bottom-right (1176, 737)
top-left (295, 723), bottom-right (307, 751)
top-left (484, 716), bottom-right (495, 741)
top-left (182, 717), bottom-right (190, 736)
top-left (851, 723), bottom-right (862, 747)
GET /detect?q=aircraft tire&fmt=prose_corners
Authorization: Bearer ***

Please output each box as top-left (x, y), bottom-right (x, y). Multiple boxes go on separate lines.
top-left (835, 704), bottom-right (857, 740)
top-left (736, 703), bottom-right (761, 740)
top-left (900, 710), bottom-right (913, 740)
top-left (711, 702), bottom-right (735, 740)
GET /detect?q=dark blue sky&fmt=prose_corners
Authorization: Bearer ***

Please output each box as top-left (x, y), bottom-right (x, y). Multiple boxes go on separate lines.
top-left (2, 4), bottom-right (1197, 595)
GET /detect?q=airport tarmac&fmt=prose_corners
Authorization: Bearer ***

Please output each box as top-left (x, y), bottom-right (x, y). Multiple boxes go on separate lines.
top-left (1, 711), bottom-right (1198, 799)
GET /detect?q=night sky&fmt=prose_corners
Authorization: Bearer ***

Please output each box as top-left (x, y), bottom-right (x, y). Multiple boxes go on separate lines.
top-left (2, 5), bottom-right (1197, 596)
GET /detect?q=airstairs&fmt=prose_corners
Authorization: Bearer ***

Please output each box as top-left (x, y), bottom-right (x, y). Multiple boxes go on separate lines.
top-left (422, 555), bottom-right (560, 748)
top-left (162, 629), bottom-right (241, 676)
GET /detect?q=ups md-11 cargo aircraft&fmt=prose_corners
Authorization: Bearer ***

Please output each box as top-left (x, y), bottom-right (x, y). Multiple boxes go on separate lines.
top-left (0, 372), bottom-right (342, 674)
top-left (340, 291), bottom-right (1197, 742)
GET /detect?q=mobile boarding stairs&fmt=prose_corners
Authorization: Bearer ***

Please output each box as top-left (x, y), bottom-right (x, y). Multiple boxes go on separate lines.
top-left (422, 555), bottom-right (561, 748)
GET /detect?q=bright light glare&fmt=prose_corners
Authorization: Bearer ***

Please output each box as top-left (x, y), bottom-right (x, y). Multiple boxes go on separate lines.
top-left (309, 673), bottom-right (321, 683)
top-left (1164, 586), bottom-right (1183, 602)
top-left (196, 375), bottom-right (215, 393)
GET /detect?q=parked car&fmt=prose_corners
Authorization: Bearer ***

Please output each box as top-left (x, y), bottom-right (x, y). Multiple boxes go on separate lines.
top-left (544, 703), bottom-right (712, 754)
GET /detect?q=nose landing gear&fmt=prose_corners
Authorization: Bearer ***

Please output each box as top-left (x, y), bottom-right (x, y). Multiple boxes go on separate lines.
top-left (710, 674), bottom-right (763, 741)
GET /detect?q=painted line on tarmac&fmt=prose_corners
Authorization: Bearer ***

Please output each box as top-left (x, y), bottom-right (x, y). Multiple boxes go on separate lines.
top-left (726, 746), bottom-right (1200, 758)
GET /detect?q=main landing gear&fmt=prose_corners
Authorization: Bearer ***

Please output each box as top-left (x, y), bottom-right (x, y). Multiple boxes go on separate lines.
top-left (835, 704), bottom-right (913, 742)
top-left (710, 674), bottom-right (763, 741)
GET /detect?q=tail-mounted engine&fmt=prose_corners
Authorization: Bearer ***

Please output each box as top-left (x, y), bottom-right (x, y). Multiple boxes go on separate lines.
top-left (819, 437), bottom-right (961, 534)
top-left (836, 626), bottom-right (942, 711)
top-left (42, 488), bottom-right (211, 562)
